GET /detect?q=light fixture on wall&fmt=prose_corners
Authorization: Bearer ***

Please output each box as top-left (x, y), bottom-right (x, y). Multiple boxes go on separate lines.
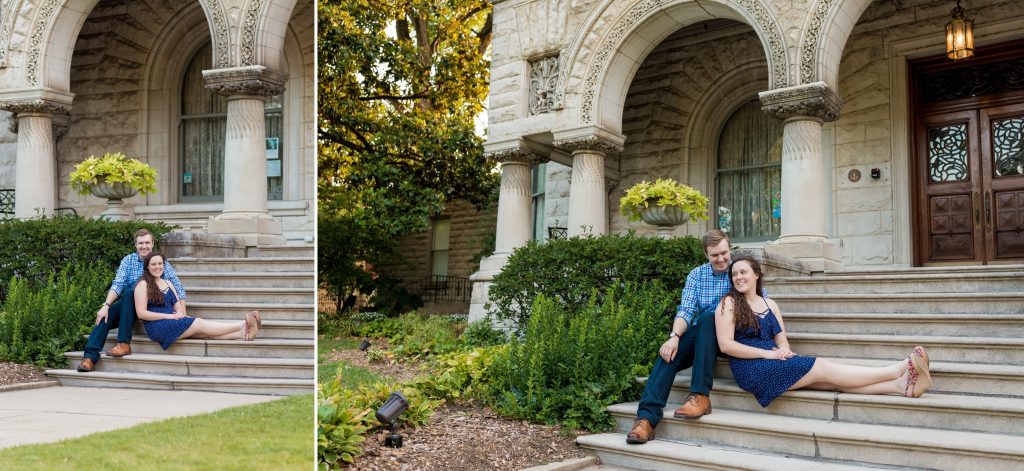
top-left (945, 0), bottom-right (974, 60)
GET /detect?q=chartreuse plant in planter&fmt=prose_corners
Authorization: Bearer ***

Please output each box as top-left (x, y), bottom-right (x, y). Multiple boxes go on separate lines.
top-left (619, 178), bottom-right (710, 222)
top-left (69, 152), bottom-right (158, 196)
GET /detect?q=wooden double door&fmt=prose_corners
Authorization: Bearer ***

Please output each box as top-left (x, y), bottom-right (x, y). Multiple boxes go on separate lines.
top-left (917, 102), bottom-right (1024, 264)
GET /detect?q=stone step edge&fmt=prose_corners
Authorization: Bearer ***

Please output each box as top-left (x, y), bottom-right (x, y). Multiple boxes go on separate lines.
top-left (668, 376), bottom-right (1024, 416)
top-left (770, 292), bottom-right (1024, 300)
top-left (185, 287), bottom-right (314, 293)
top-left (45, 369), bottom-right (315, 386)
top-left (130, 320), bottom-right (314, 328)
top-left (769, 271), bottom-right (1024, 283)
top-left (101, 334), bottom-right (313, 347)
top-left (577, 433), bottom-right (880, 471)
top-left (782, 313), bottom-right (1024, 321)
top-left (607, 403), bottom-right (1024, 456)
top-left (657, 357), bottom-right (1024, 381)
top-left (171, 257), bottom-right (314, 262)
top-left (64, 351), bottom-right (314, 367)
top-left (786, 332), bottom-right (1024, 347)
top-left (176, 272), bottom-right (314, 278)
top-left (187, 302), bottom-right (314, 309)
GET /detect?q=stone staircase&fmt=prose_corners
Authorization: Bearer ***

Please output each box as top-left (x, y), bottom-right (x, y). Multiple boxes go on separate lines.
top-left (579, 265), bottom-right (1024, 470)
top-left (45, 247), bottom-right (315, 395)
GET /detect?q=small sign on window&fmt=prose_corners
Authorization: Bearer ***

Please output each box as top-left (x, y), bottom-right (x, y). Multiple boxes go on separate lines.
top-left (266, 137), bottom-right (280, 160)
top-left (183, 172), bottom-right (193, 184)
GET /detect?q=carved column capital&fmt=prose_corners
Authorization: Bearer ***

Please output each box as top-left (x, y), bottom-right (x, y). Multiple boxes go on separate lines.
top-left (553, 134), bottom-right (624, 157)
top-left (759, 81), bottom-right (843, 122)
top-left (485, 147), bottom-right (547, 165)
top-left (0, 98), bottom-right (71, 116)
top-left (203, 65), bottom-right (287, 97)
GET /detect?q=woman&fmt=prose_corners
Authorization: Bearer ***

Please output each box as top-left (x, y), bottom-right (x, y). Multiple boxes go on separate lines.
top-left (135, 253), bottom-right (261, 349)
top-left (715, 255), bottom-right (931, 407)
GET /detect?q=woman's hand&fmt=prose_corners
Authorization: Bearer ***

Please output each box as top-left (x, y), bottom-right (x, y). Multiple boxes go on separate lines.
top-left (772, 346), bottom-right (795, 360)
top-left (169, 311), bottom-right (186, 320)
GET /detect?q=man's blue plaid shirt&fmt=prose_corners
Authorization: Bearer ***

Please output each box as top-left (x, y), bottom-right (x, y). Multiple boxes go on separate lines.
top-left (674, 262), bottom-right (765, 325)
top-left (109, 253), bottom-right (186, 300)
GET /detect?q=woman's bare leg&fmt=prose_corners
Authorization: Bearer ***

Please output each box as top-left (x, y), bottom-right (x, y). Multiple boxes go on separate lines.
top-left (179, 318), bottom-right (245, 340)
top-left (790, 358), bottom-right (906, 394)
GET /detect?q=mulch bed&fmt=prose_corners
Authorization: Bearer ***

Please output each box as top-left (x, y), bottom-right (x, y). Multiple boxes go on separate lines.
top-left (0, 361), bottom-right (50, 387)
top-left (325, 340), bottom-right (589, 470)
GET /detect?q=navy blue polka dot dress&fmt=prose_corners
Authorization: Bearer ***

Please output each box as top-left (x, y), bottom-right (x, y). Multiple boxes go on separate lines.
top-left (729, 307), bottom-right (816, 407)
top-left (142, 287), bottom-right (195, 349)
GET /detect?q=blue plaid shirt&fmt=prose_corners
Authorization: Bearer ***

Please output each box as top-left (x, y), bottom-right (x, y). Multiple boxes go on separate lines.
top-left (675, 263), bottom-right (766, 325)
top-left (110, 253), bottom-right (187, 300)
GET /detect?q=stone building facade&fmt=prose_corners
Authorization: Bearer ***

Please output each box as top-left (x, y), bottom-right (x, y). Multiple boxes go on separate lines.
top-left (0, 0), bottom-right (315, 245)
top-left (472, 0), bottom-right (1024, 318)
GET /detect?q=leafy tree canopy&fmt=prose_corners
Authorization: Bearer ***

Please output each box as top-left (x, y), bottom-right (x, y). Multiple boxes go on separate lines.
top-left (318, 0), bottom-right (498, 304)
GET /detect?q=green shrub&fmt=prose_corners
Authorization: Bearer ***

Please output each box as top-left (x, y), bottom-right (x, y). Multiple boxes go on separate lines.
top-left (412, 345), bottom-right (508, 401)
top-left (487, 233), bottom-right (705, 331)
top-left (318, 312), bottom-right (355, 338)
top-left (0, 215), bottom-right (170, 303)
top-left (356, 312), bottom-right (465, 359)
top-left (488, 284), bottom-right (674, 431)
top-left (460, 318), bottom-right (509, 349)
top-left (0, 264), bottom-right (113, 367)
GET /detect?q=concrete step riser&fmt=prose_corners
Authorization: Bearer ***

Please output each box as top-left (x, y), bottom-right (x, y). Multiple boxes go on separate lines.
top-left (187, 306), bottom-right (313, 321)
top-left (787, 338), bottom-right (1024, 365)
top-left (784, 318), bottom-right (1024, 338)
top-left (254, 248), bottom-right (313, 258)
top-left (580, 449), bottom-right (724, 471)
top-left (176, 275), bottom-right (314, 289)
top-left (170, 261), bottom-right (313, 273)
top-left (102, 340), bottom-right (312, 359)
top-left (610, 412), bottom-right (1021, 470)
top-left (130, 324), bottom-right (313, 340)
top-left (767, 277), bottom-right (1024, 295)
top-left (68, 357), bottom-right (313, 380)
top-left (773, 297), bottom-right (1024, 314)
top-left (185, 291), bottom-right (313, 304)
top-left (666, 384), bottom-right (1024, 435)
top-left (51, 375), bottom-right (313, 395)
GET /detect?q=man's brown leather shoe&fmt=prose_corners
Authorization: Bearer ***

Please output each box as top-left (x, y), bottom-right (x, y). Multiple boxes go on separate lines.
top-left (77, 358), bottom-right (95, 372)
top-left (673, 393), bottom-right (712, 419)
top-left (106, 342), bottom-right (131, 357)
top-left (625, 418), bottom-right (655, 444)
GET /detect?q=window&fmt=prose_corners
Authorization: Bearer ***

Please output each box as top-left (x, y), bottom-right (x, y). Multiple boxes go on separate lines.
top-left (716, 100), bottom-right (783, 241)
top-left (430, 218), bottom-right (451, 277)
top-left (179, 42), bottom-right (285, 202)
top-left (531, 162), bottom-right (546, 240)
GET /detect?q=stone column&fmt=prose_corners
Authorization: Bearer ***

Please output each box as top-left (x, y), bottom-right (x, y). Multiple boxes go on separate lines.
top-left (759, 82), bottom-right (844, 272)
top-left (554, 135), bottom-right (623, 237)
top-left (203, 65), bottom-right (287, 246)
top-left (0, 98), bottom-right (71, 218)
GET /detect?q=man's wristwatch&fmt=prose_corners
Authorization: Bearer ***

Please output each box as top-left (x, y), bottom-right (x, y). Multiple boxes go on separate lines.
top-left (102, 302), bottom-right (110, 308)
top-left (669, 331), bottom-right (679, 339)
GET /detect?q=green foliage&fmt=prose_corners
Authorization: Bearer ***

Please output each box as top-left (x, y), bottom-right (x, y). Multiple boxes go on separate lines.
top-left (619, 178), bottom-right (710, 222)
top-left (488, 233), bottom-right (706, 331)
top-left (356, 312), bottom-right (465, 359)
top-left (317, 0), bottom-right (499, 304)
top-left (488, 285), bottom-right (674, 431)
top-left (460, 318), bottom-right (509, 349)
top-left (0, 264), bottom-right (112, 367)
top-left (318, 312), bottom-right (356, 339)
top-left (69, 152), bottom-right (158, 196)
top-left (412, 345), bottom-right (507, 402)
top-left (0, 215), bottom-right (171, 303)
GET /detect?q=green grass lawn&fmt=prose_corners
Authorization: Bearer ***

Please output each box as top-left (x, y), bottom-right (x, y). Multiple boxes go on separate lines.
top-left (317, 337), bottom-right (383, 387)
top-left (0, 393), bottom-right (314, 470)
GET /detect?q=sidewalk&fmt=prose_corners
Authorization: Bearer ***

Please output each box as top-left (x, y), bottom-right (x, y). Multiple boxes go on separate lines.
top-left (0, 384), bottom-right (280, 449)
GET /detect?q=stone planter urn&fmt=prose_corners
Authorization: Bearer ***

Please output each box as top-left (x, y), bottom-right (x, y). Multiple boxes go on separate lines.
top-left (90, 178), bottom-right (138, 221)
top-left (640, 205), bottom-right (690, 239)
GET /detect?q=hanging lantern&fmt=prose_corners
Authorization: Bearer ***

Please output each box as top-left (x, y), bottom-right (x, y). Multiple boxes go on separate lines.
top-left (945, 0), bottom-right (974, 60)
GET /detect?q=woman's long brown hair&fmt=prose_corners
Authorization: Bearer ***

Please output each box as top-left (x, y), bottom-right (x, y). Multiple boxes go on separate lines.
top-left (141, 252), bottom-right (165, 305)
top-left (726, 254), bottom-right (764, 333)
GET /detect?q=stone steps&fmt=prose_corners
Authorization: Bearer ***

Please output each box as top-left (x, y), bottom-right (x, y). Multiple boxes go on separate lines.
top-left (62, 352), bottom-right (313, 379)
top-left (255, 246), bottom-right (313, 258)
top-left (606, 404), bottom-right (1024, 470)
top-left (786, 333), bottom-right (1024, 364)
top-left (781, 312), bottom-right (1024, 337)
top-left (768, 292), bottom-right (1024, 314)
top-left (100, 336), bottom-right (313, 359)
top-left (170, 257), bottom-right (313, 272)
top-left (766, 269), bottom-right (1024, 294)
top-left (668, 376), bottom-right (1024, 435)
top-left (182, 286), bottom-right (313, 304)
top-left (577, 434), bottom-right (897, 471)
top-left (175, 272), bottom-right (314, 289)
top-left (44, 370), bottom-right (312, 395)
top-left (186, 302), bottom-right (314, 321)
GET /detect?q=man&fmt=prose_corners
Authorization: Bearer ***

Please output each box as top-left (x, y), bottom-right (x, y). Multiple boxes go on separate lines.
top-left (627, 229), bottom-right (761, 444)
top-left (77, 229), bottom-right (187, 372)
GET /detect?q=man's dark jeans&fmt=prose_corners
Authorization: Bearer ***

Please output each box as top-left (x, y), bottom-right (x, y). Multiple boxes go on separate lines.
top-left (83, 290), bottom-right (137, 362)
top-left (635, 306), bottom-right (719, 427)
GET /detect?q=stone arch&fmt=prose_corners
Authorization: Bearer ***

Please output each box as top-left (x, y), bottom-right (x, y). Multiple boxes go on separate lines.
top-left (797, 0), bottom-right (873, 89)
top-left (237, 0), bottom-right (298, 70)
top-left (560, 0), bottom-right (789, 134)
top-left (198, 0), bottom-right (232, 68)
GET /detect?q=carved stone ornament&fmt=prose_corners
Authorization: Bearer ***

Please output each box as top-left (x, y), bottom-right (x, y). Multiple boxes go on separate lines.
top-left (239, 0), bottom-right (265, 66)
top-left (485, 147), bottom-right (547, 165)
top-left (26, 0), bottom-right (61, 85)
top-left (206, 0), bottom-right (232, 68)
top-left (579, 0), bottom-right (789, 124)
top-left (759, 82), bottom-right (843, 122)
top-left (800, 0), bottom-right (835, 85)
top-left (553, 135), bottom-right (624, 156)
top-left (204, 66), bottom-right (287, 97)
top-left (6, 111), bottom-right (69, 135)
top-left (0, 98), bottom-right (71, 116)
top-left (529, 55), bottom-right (560, 115)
